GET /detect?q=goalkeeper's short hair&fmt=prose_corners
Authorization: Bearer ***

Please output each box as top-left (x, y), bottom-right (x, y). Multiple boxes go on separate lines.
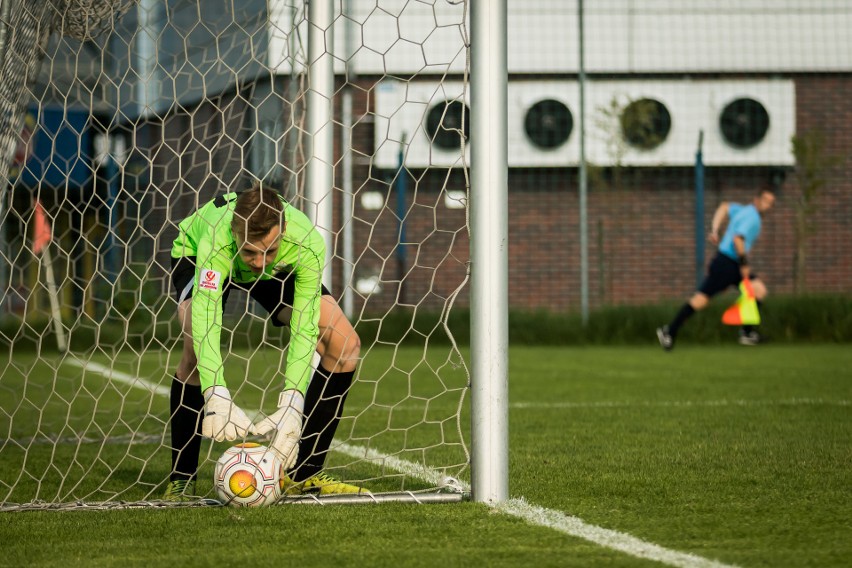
top-left (232, 183), bottom-right (284, 241)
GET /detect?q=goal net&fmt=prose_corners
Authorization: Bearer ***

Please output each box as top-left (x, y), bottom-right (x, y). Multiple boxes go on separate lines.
top-left (0, 0), bottom-right (472, 509)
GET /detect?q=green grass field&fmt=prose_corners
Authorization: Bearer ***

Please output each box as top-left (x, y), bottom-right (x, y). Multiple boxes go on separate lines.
top-left (1, 344), bottom-right (850, 567)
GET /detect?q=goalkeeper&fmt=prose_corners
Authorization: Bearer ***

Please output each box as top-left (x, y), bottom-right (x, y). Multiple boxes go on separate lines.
top-left (164, 183), bottom-right (363, 500)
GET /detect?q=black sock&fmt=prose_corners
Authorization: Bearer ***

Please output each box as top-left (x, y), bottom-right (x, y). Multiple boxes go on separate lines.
top-left (292, 364), bottom-right (355, 482)
top-left (668, 303), bottom-right (695, 337)
top-left (169, 378), bottom-right (204, 482)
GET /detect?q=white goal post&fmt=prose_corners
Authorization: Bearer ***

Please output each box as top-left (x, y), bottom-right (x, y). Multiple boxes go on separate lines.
top-left (0, 0), bottom-right (508, 509)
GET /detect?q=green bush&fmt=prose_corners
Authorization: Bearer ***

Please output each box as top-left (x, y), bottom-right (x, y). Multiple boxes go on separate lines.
top-left (2, 293), bottom-right (849, 353)
top-left (355, 295), bottom-right (852, 346)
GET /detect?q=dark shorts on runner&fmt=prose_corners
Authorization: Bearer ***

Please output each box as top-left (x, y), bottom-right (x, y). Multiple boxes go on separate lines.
top-left (698, 253), bottom-right (757, 297)
top-left (170, 256), bottom-right (331, 327)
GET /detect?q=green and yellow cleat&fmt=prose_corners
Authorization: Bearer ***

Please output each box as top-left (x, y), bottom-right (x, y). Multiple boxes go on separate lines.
top-left (162, 479), bottom-right (198, 502)
top-left (283, 472), bottom-right (369, 496)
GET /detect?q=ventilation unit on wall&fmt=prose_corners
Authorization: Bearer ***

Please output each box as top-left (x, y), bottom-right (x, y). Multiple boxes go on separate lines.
top-left (619, 98), bottom-right (672, 151)
top-left (373, 80), bottom-right (468, 169)
top-left (508, 80), bottom-right (579, 167)
top-left (373, 79), bottom-right (795, 169)
top-left (586, 80), bottom-right (795, 167)
top-left (718, 97), bottom-right (771, 149)
top-left (525, 100), bottom-right (573, 149)
top-left (374, 79), bottom-right (581, 168)
top-left (705, 82), bottom-right (794, 166)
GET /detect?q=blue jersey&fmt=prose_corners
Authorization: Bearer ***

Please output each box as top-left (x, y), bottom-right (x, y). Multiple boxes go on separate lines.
top-left (718, 202), bottom-right (762, 261)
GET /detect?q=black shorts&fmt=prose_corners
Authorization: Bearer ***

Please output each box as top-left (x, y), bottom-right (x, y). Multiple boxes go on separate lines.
top-left (170, 256), bottom-right (331, 327)
top-left (698, 253), bottom-right (757, 297)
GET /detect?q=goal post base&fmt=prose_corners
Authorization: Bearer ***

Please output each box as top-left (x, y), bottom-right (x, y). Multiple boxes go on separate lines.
top-left (1, 491), bottom-right (469, 512)
top-left (279, 490), bottom-right (469, 506)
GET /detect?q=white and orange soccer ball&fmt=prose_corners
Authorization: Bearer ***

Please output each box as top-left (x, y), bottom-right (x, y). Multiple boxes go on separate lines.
top-left (214, 443), bottom-right (284, 507)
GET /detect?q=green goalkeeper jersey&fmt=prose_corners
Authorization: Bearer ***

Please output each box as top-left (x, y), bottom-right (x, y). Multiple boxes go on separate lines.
top-left (170, 192), bottom-right (325, 394)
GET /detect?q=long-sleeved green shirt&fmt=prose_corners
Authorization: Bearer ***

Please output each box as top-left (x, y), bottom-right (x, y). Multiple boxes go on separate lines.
top-left (170, 192), bottom-right (325, 394)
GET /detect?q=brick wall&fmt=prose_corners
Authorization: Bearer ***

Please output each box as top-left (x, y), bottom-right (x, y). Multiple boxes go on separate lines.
top-left (342, 74), bottom-right (851, 312)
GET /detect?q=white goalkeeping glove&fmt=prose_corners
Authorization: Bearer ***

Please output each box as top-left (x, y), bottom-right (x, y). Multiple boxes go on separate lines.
top-left (253, 389), bottom-right (305, 469)
top-left (202, 386), bottom-right (256, 442)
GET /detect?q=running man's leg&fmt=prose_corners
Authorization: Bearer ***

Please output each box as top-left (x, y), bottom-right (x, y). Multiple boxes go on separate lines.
top-left (658, 254), bottom-right (740, 350)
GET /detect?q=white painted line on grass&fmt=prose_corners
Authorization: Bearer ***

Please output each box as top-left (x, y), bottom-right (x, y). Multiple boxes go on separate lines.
top-left (333, 443), bottom-right (738, 568)
top-left (511, 398), bottom-right (849, 409)
top-left (65, 357), bottom-right (170, 397)
top-left (334, 442), bottom-right (454, 488)
top-left (494, 498), bottom-right (738, 568)
top-left (70, 359), bottom-right (739, 568)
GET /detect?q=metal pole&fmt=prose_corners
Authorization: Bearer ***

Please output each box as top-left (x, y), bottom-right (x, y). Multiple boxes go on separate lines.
top-left (105, 149), bottom-right (119, 280)
top-left (340, 0), bottom-right (355, 318)
top-left (395, 137), bottom-right (408, 305)
top-left (306, 0), bottom-right (335, 287)
top-left (285, 2), bottom-right (301, 202)
top-left (695, 130), bottom-right (705, 289)
top-left (136, 0), bottom-right (160, 119)
top-left (0, 0), bottom-right (11, 62)
top-left (578, 0), bottom-right (589, 325)
top-left (0, 0), bottom-right (14, 319)
top-left (40, 244), bottom-right (67, 351)
top-left (470, 0), bottom-right (509, 504)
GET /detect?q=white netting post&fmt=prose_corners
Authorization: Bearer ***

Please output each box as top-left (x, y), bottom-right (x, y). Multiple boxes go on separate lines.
top-left (469, 0), bottom-right (508, 504)
top-left (305, 0), bottom-right (334, 286)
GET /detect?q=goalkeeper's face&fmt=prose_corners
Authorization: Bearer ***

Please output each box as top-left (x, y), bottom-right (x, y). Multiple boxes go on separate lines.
top-left (237, 226), bottom-right (282, 273)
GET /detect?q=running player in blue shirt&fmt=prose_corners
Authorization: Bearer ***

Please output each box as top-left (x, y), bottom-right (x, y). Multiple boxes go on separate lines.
top-left (657, 188), bottom-right (775, 350)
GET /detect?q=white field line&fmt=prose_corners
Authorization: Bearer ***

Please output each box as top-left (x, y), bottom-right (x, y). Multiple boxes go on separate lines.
top-left (69, 359), bottom-right (740, 568)
top-left (65, 357), bottom-right (170, 397)
top-left (331, 444), bottom-right (738, 568)
top-left (493, 498), bottom-right (737, 568)
top-left (510, 398), bottom-right (850, 409)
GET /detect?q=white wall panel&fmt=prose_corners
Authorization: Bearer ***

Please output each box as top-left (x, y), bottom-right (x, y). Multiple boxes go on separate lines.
top-left (267, 0), bottom-right (851, 75)
top-left (374, 78), bottom-right (795, 169)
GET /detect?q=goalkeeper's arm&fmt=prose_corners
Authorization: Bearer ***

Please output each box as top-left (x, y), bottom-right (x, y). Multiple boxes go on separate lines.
top-left (190, 247), bottom-right (257, 441)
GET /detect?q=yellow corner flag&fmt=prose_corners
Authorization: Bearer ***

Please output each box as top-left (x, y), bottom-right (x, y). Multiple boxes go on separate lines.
top-left (722, 278), bottom-right (761, 326)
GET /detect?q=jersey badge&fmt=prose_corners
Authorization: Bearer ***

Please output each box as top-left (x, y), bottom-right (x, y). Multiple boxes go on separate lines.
top-left (199, 269), bottom-right (222, 291)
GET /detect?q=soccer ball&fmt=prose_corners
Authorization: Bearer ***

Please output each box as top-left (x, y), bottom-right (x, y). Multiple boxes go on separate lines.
top-left (214, 443), bottom-right (284, 507)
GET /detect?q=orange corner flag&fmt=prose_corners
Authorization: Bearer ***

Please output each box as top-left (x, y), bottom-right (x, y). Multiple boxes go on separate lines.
top-left (722, 278), bottom-right (761, 326)
top-left (32, 200), bottom-right (52, 255)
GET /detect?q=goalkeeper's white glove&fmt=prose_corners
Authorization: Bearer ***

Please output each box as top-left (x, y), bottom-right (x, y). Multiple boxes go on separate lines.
top-left (253, 389), bottom-right (305, 469)
top-left (201, 386), bottom-right (256, 442)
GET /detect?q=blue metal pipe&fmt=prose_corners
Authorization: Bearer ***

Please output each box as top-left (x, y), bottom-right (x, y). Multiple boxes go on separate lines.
top-left (395, 140), bottom-right (408, 301)
top-left (695, 131), bottom-right (705, 289)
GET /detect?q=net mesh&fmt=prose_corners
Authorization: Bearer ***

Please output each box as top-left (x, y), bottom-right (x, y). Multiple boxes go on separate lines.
top-left (0, 0), bottom-right (472, 508)
top-left (5, 0), bottom-right (845, 511)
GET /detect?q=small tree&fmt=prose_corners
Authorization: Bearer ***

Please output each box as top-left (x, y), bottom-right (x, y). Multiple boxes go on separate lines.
top-left (592, 96), bottom-right (628, 191)
top-left (790, 130), bottom-right (842, 293)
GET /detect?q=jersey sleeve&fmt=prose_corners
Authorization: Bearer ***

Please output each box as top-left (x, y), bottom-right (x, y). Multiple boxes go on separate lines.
top-left (284, 234), bottom-right (325, 394)
top-left (191, 228), bottom-right (233, 392)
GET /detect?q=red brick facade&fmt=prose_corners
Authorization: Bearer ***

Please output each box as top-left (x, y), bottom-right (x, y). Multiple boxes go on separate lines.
top-left (335, 74), bottom-right (851, 312)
